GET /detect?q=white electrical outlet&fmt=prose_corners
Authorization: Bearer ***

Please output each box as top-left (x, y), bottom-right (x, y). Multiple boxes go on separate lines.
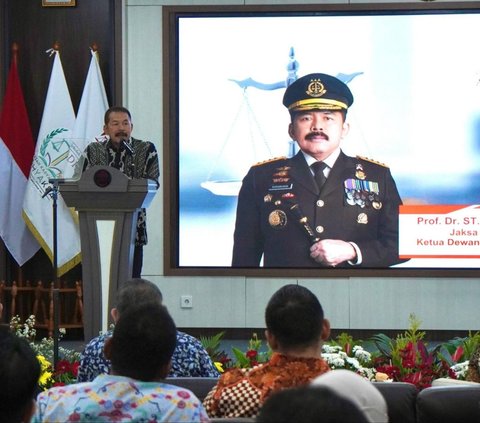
top-left (180, 295), bottom-right (193, 308)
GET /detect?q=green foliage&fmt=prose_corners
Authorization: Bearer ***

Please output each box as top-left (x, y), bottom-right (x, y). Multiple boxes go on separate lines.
top-left (199, 331), bottom-right (225, 361)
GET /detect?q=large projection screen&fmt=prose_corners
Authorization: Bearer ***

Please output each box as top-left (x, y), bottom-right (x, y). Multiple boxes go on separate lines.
top-left (163, 3), bottom-right (480, 277)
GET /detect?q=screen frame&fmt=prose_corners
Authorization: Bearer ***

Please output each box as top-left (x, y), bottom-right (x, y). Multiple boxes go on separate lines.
top-left (162, 1), bottom-right (480, 278)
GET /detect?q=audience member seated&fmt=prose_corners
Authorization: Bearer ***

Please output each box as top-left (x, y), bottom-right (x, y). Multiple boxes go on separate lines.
top-left (256, 385), bottom-right (370, 423)
top-left (77, 278), bottom-right (219, 382)
top-left (312, 369), bottom-right (389, 422)
top-left (32, 303), bottom-right (210, 422)
top-left (0, 326), bottom-right (41, 423)
top-left (203, 284), bottom-right (331, 418)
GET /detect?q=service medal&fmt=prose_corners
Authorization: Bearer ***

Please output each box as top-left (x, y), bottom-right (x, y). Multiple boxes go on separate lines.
top-left (357, 213), bottom-right (368, 224)
top-left (355, 163), bottom-right (366, 180)
top-left (372, 201), bottom-right (382, 210)
top-left (269, 210), bottom-right (287, 228)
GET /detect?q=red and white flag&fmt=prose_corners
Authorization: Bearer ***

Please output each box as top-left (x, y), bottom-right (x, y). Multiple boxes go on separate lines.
top-left (0, 52), bottom-right (40, 265)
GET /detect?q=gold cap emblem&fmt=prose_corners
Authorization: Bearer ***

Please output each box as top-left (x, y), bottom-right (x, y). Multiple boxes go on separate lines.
top-left (306, 79), bottom-right (326, 98)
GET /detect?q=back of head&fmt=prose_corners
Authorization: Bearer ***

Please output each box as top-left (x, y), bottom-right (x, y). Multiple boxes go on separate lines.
top-left (109, 303), bottom-right (176, 381)
top-left (116, 278), bottom-right (163, 315)
top-left (256, 385), bottom-right (369, 423)
top-left (265, 284), bottom-right (324, 349)
top-left (312, 369), bottom-right (389, 422)
top-left (0, 326), bottom-right (40, 423)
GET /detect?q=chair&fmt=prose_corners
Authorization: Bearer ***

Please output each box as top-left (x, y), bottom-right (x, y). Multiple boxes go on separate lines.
top-left (372, 382), bottom-right (418, 423)
top-left (416, 385), bottom-right (480, 423)
top-left (165, 377), bottom-right (218, 401)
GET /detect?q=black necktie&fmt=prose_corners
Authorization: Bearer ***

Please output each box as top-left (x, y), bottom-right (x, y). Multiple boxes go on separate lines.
top-left (311, 161), bottom-right (327, 191)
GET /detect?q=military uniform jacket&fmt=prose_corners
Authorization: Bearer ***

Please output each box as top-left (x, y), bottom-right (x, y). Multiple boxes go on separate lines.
top-left (232, 151), bottom-right (403, 268)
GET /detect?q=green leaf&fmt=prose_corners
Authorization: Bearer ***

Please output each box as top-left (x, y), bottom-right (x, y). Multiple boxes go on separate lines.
top-left (199, 331), bottom-right (225, 361)
top-left (231, 347), bottom-right (250, 368)
top-left (370, 333), bottom-right (394, 357)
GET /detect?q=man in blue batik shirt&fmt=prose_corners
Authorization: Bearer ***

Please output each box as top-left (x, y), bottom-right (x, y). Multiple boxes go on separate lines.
top-left (77, 278), bottom-right (219, 382)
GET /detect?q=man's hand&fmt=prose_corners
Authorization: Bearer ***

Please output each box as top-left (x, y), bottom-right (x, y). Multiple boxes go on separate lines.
top-left (310, 239), bottom-right (357, 267)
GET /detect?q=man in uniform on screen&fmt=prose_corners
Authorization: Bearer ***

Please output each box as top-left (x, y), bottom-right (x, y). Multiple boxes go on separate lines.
top-left (232, 73), bottom-right (404, 268)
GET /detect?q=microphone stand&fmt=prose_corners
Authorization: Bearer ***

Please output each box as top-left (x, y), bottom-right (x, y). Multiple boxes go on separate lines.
top-left (44, 178), bottom-right (63, 368)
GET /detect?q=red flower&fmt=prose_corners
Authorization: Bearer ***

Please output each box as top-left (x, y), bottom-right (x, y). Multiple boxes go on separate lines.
top-left (376, 365), bottom-right (401, 380)
top-left (55, 360), bottom-right (71, 375)
top-left (53, 382), bottom-right (66, 387)
top-left (246, 350), bottom-right (258, 359)
top-left (402, 358), bottom-right (416, 369)
top-left (448, 368), bottom-right (458, 379)
top-left (71, 362), bottom-right (79, 377)
top-left (219, 356), bottom-right (232, 367)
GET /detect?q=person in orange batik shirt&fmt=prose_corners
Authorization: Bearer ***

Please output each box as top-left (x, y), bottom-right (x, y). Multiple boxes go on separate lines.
top-left (203, 284), bottom-right (331, 418)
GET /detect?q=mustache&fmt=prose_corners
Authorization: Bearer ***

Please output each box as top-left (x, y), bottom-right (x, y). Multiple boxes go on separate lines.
top-left (115, 132), bottom-right (128, 138)
top-left (306, 131), bottom-right (328, 140)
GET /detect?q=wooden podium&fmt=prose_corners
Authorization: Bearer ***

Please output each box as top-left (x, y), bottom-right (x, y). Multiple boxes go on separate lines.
top-left (60, 166), bottom-right (157, 341)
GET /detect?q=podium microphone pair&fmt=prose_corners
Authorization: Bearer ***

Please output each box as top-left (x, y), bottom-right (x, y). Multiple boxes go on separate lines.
top-left (121, 139), bottom-right (136, 177)
top-left (121, 139), bottom-right (134, 155)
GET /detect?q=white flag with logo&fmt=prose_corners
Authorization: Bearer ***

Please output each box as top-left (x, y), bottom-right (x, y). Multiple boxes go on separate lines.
top-left (23, 48), bottom-right (81, 275)
top-left (69, 47), bottom-right (109, 176)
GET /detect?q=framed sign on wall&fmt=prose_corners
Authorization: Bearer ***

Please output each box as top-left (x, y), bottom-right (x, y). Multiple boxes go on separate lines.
top-left (42, 0), bottom-right (76, 7)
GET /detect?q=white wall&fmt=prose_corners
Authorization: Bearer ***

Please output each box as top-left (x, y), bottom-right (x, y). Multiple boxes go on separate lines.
top-left (124, 0), bottom-right (480, 333)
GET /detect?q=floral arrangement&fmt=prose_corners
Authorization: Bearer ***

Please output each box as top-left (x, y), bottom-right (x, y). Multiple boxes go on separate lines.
top-left (9, 312), bottom-right (480, 391)
top-left (231, 332), bottom-right (271, 369)
top-left (199, 331), bottom-right (232, 373)
top-left (10, 315), bottom-right (81, 390)
top-left (370, 314), bottom-right (468, 389)
top-left (322, 332), bottom-right (376, 381)
top-left (201, 315), bottom-right (480, 390)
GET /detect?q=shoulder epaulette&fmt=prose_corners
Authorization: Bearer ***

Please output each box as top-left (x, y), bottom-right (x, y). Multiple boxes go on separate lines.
top-left (356, 155), bottom-right (389, 168)
top-left (252, 156), bottom-right (287, 167)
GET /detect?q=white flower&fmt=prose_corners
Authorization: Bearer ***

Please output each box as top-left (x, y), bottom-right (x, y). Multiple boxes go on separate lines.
top-left (322, 353), bottom-right (346, 368)
top-left (322, 345), bottom-right (342, 354)
top-left (353, 345), bottom-right (371, 363)
top-left (357, 367), bottom-right (377, 381)
top-left (345, 356), bottom-right (361, 370)
top-left (450, 361), bottom-right (469, 380)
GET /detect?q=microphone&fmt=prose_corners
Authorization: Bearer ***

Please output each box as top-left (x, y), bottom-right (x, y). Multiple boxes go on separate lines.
top-left (288, 202), bottom-right (320, 245)
top-left (121, 139), bottom-right (134, 155)
top-left (121, 139), bottom-right (135, 177)
top-left (42, 186), bottom-right (54, 198)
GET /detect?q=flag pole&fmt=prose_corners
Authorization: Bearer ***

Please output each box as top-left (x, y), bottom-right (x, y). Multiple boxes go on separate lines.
top-left (48, 42), bottom-right (61, 368)
top-left (10, 43), bottom-right (23, 286)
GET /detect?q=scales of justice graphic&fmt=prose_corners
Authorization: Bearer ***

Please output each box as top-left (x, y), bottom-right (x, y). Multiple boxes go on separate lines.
top-left (199, 47), bottom-right (363, 197)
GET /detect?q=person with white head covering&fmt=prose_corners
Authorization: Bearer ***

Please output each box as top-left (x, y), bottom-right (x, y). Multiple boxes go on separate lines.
top-left (311, 369), bottom-right (389, 422)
